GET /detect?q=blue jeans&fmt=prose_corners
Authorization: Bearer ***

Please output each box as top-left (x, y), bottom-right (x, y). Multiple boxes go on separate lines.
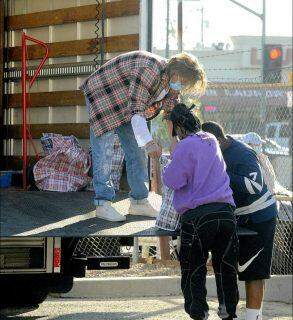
top-left (86, 98), bottom-right (149, 205)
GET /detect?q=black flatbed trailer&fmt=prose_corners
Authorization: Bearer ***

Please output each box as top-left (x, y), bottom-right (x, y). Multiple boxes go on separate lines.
top-left (0, 190), bottom-right (257, 237)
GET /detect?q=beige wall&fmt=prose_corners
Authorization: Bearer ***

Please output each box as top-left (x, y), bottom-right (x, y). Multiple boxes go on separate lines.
top-left (6, 0), bottom-right (140, 156)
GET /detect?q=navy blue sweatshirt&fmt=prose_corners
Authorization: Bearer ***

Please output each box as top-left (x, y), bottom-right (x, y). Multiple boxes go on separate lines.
top-left (223, 137), bottom-right (277, 224)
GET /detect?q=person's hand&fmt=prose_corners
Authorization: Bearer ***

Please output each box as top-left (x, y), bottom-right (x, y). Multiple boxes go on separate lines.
top-left (145, 140), bottom-right (162, 158)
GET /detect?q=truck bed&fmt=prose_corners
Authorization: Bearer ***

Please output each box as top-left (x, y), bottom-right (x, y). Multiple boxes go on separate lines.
top-left (0, 190), bottom-right (256, 237)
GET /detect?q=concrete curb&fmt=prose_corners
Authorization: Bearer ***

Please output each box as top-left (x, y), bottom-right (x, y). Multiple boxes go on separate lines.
top-left (61, 275), bottom-right (292, 303)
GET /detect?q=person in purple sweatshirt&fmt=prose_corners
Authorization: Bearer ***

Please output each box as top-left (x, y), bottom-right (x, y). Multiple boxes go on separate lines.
top-left (163, 104), bottom-right (239, 320)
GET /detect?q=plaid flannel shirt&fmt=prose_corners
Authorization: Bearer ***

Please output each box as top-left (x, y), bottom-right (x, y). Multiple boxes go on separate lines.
top-left (80, 51), bottom-right (179, 137)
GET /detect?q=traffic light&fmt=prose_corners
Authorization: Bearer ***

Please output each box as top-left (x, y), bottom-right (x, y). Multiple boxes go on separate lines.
top-left (263, 44), bottom-right (283, 83)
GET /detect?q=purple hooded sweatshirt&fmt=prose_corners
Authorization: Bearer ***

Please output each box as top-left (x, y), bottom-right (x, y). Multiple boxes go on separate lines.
top-left (163, 132), bottom-right (235, 215)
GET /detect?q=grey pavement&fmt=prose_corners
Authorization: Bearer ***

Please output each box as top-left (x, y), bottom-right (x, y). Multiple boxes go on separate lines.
top-left (1, 297), bottom-right (292, 320)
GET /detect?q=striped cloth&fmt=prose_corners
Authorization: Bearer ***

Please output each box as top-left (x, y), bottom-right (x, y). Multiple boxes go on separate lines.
top-left (110, 135), bottom-right (125, 191)
top-left (34, 134), bottom-right (91, 192)
top-left (40, 133), bottom-right (55, 155)
top-left (155, 155), bottom-right (181, 231)
top-left (40, 133), bottom-right (79, 156)
top-left (80, 51), bottom-right (179, 137)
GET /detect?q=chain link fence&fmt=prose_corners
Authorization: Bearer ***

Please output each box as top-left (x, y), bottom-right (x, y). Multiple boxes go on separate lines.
top-left (199, 70), bottom-right (292, 191)
top-left (200, 69), bottom-right (292, 275)
top-left (272, 198), bottom-right (292, 275)
top-left (72, 236), bottom-right (179, 262)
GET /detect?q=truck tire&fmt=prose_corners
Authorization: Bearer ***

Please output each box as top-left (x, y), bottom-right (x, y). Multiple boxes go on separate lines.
top-left (0, 276), bottom-right (50, 308)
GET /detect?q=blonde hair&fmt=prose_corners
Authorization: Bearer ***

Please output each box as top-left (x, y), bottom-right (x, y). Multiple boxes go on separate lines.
top-left (166, 52), bottom-right (207, 95)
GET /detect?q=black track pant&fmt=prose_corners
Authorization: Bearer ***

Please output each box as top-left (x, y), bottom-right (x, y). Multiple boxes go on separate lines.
top-left (179, 203), bottom-right (239, 319)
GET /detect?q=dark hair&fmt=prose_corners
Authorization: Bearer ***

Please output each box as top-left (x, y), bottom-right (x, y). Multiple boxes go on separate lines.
top-left (202, 121), bottom-right (225, 139)
top-left (169, 103), bottom-right (201, 136)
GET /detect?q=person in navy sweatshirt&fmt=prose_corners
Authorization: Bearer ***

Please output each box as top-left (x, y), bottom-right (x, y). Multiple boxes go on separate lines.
top-left (163, 104), bottom-right (239, 320)
top-left (202, 121), bottom-right (277, 320)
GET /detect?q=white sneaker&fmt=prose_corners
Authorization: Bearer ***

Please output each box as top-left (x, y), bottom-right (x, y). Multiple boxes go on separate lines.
top-left (128, 193), bottom-right (162, 217)
top-left (96, 201), bottom-right (126, 222)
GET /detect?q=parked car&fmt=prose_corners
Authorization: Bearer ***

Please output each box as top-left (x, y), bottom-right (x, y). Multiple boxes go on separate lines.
top-left (263, 138), bottom-right (289, 157)
top-left (231, 133), bottom-right (289, 156)
top-left (265, 121), bottom-right (290, 150)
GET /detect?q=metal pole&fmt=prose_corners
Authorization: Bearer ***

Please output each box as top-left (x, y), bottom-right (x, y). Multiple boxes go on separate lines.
top-left (201, 7), bottom-right (204, 46)
top-left (228, 0), bottom-right (262, 18)
top-left (147, 0), bottom-right (153, 191)
top-left (21, 33), bottom-right (48, 190)
top-left (0, 0), bottom-right (5, 164)
top-left (227, 0), bottom-right (267, 131)
top-left (159, 237), bottom-right (171, 261)
top-left (100, 0), bottom-right (106, 65)
top-left (227, 5), bottom-right (266, 82)
top-left (261, 0), bottom-right (266, 128)
top-left (177, 0), bottom-right (183, 52)
top-left (147, 0), bottom-right (153, 52)
top-left (261, 0), bottom-right (266, 82)
top-left (132, 237), bottom-right (139, 264)
top-left (21, 32), bottom-right (27, 190)
top-left (165, 0), bottom-right (170, 58)
top-left (227, 0), bottom-right (265, 75)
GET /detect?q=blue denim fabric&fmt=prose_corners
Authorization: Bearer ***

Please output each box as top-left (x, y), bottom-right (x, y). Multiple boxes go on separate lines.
top-left (86, 96), bottom-right (149, 205)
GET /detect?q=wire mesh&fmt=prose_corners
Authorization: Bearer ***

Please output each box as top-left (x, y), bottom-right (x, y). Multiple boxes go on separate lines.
top-left (73, 237), bottom-right (122, 257)
top-left (72, 236), bottom-right (180, 263)
top-left (272, 199), bottom-right (293, 275)
top-left (154, 68), bottom-right (292, 189)
top-left (200, 70), bottom-right (292, 192)
top-left (201, 70), bottom-right (292, 275)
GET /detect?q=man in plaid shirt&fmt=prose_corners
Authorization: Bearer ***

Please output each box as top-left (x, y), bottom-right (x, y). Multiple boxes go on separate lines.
top-left (80, 50), bottom-right (206, 222)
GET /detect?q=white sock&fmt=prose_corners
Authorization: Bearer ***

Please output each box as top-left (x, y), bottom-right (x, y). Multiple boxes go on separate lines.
top-left (246, 308), bottom-right (262, 320)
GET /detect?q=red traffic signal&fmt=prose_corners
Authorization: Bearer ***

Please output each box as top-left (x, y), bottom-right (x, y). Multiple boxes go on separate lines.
top-left (264, 44), bottom-right (283, 83)
top-left (269, 47), bottom-right (282, 60)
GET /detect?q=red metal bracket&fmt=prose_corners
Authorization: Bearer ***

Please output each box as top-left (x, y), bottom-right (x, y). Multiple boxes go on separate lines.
top-left (22, 32), bottom-right (49, 189)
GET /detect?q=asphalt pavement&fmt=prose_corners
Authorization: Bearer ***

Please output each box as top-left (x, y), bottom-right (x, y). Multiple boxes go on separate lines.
top-left (1, 297), bottom-right (292, 320)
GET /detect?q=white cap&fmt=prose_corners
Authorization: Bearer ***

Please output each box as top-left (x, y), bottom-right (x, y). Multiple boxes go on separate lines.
top-left (242, 132), bottom-right (265, 146)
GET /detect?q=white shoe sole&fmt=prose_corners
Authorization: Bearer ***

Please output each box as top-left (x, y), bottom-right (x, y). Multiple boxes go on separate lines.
top-left (95, 212), bottom-right (126, 222)
top-left (128, 207), bottom-right (158, 218)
